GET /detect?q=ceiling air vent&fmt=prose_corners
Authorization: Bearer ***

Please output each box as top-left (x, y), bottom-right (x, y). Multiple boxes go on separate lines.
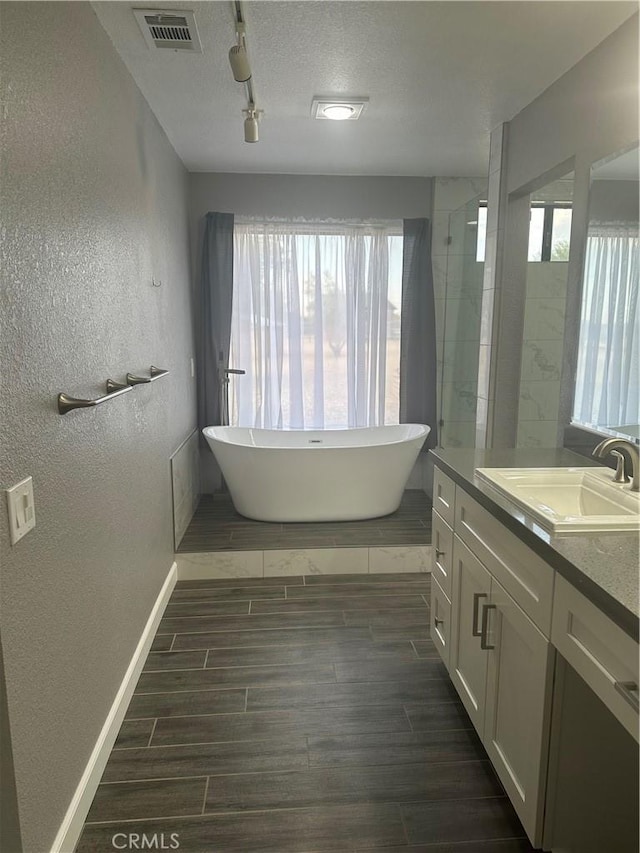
top-left (133, 9), bottom-right (202, 52)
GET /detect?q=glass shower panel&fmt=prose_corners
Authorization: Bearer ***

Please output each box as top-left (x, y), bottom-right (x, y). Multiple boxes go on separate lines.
top-left (438, 191), bottom-right (486, 448)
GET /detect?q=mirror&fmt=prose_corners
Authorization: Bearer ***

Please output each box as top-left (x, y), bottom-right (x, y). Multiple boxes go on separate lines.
top-left (516, 172), bottom-right (574, 448)
top-left (572, 145), bottom-right (639, 440)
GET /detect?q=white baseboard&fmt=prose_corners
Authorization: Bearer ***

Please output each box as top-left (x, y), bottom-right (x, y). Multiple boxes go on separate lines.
top-left (51, 562), bottom-right (177, 853)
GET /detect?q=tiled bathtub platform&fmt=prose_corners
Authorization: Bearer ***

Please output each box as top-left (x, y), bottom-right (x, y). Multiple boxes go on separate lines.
top-left (176, 490), bottom-right (432, 580)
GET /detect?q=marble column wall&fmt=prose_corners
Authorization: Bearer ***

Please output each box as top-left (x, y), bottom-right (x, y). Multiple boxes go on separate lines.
top-left (517, 263), bottom-right (568, 447)
top-left (432, 178), bottom-right (487, 449)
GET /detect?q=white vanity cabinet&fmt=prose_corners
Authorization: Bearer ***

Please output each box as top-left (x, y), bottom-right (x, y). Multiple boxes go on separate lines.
top-left (430, 462), bottom-right (639, 852)
top-left (432, 468), bottom-right (553, 847)
top-left (550, 574), bottom-right (639, 743)
top-left (448, 535), bottom-right (553, 845)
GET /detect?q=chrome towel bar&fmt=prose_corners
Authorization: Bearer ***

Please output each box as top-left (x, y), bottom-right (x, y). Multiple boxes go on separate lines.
top-left (57, 367), bottom-right (169, 414)
top-left (126, 366), bottom-right (170, 385)
top-left (58, 380), bottom-right (132, 415)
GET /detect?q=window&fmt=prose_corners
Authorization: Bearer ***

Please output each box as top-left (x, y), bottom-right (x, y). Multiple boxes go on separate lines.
top-left (573, 226), bottom-right (639, 429)
top-left (229, 218), bottom-right (403, 429)
top-left (476, 202), bottom-right (572, 262)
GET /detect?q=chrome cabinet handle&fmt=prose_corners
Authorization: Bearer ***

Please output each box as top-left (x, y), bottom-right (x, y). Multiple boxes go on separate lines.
top-left (435, 549), bottom-right (445, 559)
top-left (480, 603), bottom-right (497, 650)
top-left (614, 681), bottom-right (639, 712)
top-left (472, 592), bottom-right (488, 637)
top-left (434, 616), bottom-right (444, 628)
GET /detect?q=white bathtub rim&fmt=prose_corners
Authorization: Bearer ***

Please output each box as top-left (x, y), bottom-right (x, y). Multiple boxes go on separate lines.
top-left (202, 423), bottom-right (430, 450)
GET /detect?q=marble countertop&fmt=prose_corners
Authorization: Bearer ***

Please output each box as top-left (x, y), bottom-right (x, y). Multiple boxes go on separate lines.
top-left (430, 447), bottom-right (640, 641)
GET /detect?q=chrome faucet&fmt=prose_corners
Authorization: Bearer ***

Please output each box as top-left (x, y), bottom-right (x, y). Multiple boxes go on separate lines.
top-left (592, 438), bottom-right (640, 492)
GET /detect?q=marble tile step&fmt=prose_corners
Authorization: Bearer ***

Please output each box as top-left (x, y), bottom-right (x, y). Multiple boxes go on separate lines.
top-left (176, 546), bottom-right (432, 581)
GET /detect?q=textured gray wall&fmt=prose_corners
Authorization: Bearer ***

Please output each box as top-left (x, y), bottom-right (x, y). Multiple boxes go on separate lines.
top-left (189, 173), bottom-right (433, 274)
top-left (189, 173), bottom-right (433, 222)
top-left (0, 4), bottom-right (195, 851)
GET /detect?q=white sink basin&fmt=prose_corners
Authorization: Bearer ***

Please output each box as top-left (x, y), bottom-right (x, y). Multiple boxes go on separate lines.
top-left (475, 467), bottom-right (640, 533)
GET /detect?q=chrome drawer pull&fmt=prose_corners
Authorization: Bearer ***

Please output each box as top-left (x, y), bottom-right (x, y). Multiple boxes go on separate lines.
top-left (472, 592), bottom-right (487, 637)
top-left (614, 681), bottom-right (639, 712)
top-left (480, 603), bottom-right (497, 650)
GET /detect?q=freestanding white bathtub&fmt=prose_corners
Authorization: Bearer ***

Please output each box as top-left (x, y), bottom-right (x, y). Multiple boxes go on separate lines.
top-left (202, 424), bottom-right (430, 522)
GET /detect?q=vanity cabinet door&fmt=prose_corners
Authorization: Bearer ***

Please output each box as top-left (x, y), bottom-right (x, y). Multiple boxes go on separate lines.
top-left (430, 575), bottom-right (452, 670)
top-left (449, 536), bottom-right (492, 735)
top-left (483, 577), bottom-right (553, 847)
top-left (431, 509), bottom-right (453, 599)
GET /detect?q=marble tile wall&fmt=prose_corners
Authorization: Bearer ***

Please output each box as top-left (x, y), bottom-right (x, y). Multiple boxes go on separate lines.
top-left (476, 124), bottom-right (509, 448)
top-left (517, 263), bottom-right (568, 447)
top-left (432, 177), bottom-right (487, 448)
top-left (177, 546), bottom-right (432, 580)
top-left (171, 430), bottom-right (201, 548)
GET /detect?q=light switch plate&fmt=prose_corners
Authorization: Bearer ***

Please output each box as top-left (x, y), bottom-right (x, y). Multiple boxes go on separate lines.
top-left (6, 476), bottom-right (36, 545)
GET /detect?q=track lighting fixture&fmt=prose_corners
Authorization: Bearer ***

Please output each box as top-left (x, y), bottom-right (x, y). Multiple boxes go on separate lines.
top-left (228, 1), bottom-right (262, 143)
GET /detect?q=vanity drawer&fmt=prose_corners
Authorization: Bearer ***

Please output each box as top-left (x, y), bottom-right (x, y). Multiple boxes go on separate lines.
top-left (430, 575), bottom-right (452, 671)
top-left (431, 509), bottom-right (454, 599)
top-left (433, 466), bottom-right (456, 527)
top-left (551, 575), bottom-right (639, 743)
top-left (454, 486), bottom-right (554, 636)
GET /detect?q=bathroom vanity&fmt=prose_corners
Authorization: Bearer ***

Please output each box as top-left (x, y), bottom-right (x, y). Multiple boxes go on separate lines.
top-left (429, 448), bottom-right (639, 852)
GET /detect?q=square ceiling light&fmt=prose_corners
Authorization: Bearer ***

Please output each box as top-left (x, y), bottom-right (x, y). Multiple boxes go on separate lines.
top-left (312, 97), bottom-right (369, 121)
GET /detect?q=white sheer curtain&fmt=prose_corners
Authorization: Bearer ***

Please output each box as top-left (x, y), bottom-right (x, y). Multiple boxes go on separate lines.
top-left (573, 224), bottom-right (639, 428)
top-left (229, 218), bottom-right (403, 429)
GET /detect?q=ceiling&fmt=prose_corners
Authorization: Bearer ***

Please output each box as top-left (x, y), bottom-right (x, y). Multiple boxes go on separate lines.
top-left (92, 1), bottom-right (638, 176)
top-left (593, 146), bottom-right (640, 180)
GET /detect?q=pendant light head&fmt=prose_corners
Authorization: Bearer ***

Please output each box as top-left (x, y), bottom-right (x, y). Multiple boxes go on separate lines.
top-left (243, 105), bottom-right (261, 143)
top-left (228, 43), bottom-right (251, 83)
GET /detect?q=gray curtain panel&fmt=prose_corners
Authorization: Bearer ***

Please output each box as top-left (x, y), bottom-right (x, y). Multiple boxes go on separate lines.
top-left (400, 218), bottom-right (438, 448)
top-left (197, 212), bottom-right (235, 430)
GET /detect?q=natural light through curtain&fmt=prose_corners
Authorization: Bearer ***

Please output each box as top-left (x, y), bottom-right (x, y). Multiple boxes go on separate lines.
top-left (573, 226), bottom-right (639, 428)
top-left (229, 218), bottom-right (403, 429)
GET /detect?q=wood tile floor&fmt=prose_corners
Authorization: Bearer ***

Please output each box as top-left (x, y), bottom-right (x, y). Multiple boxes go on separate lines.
top-left (177, 491), bottom-right (432, 552)
top-left (76, 573), bottom-right (535, 853)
